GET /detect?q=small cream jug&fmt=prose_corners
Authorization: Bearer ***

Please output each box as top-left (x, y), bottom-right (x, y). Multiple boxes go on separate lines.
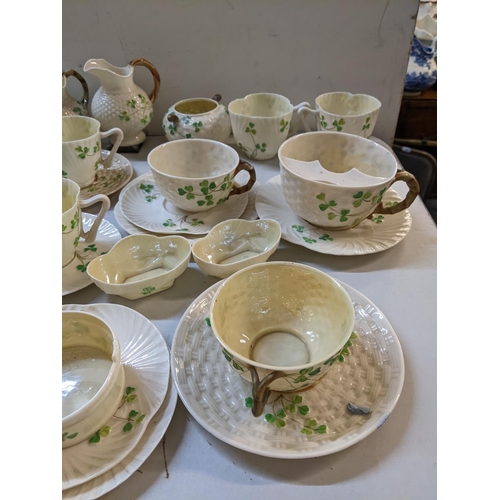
top-left (84, 58), bottom-right (161, 147)
top-left (62, 69), bottom-right (89, 116)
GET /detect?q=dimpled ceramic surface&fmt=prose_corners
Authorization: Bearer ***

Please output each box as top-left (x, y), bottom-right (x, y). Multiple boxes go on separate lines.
top-left (163, 98), bottom-right (231, 143)
top-left (255, 176), bottom-right (411, 256)
top-left (62, 303), bottom-right (170, 490)
top-left (78, 151), bottom-right (133, 200)
top-left (87, 234), bottom-right (191, 300)
top-left (279, 132), bottom-right (399, 229)
top-left (120, 173), bottom-right (248, 235)
top-left (62, 377), bottom-right (177, 500)
top-left (192, 219), bottom-right (281, 279)
top-left (62, 214), bottom-right (122, 296)
top-left (172, 279), bottom-right (404, 459)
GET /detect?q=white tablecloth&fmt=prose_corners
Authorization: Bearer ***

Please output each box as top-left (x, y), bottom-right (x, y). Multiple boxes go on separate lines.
top-left (63, 136), bottom-right (437, 500)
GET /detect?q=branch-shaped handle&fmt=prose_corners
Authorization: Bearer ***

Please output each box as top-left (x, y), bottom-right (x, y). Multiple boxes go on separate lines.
top-left (372, 171), bottom-right (420, 215)
top-left (229, 160), bottom-right (256, 197)
top-left (62, 69), bottom-right (89, 108)
top-left (129, 58), bottom-right (161, 104)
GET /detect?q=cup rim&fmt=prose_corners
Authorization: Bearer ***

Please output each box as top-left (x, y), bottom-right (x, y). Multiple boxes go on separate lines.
top-left (62, 115), bottom-right (100, 143)
top-left (315, 91), bottom-right (381, 117)
top-left (147, 138), bottom-right (240, 181)
top-left (278, 131), bottom-right (397, 188)
top-left (172, 97), bottom-right (220, 117)
top-left (62, 178), bottom-right (81, 216)
top-left (209, 261), bottom-right (355, 372)
top-left (62, 310), bottom-right (122, 427)
top-left (228, 92), bottom-right (293, 119)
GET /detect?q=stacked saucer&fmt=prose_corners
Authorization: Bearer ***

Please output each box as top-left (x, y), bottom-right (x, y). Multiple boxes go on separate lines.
top-left (62, 304), bottom-right (177, 499)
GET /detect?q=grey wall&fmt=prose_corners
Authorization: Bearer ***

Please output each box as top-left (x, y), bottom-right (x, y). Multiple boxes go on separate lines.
top-left (62, 0), bottom-right (419, 145)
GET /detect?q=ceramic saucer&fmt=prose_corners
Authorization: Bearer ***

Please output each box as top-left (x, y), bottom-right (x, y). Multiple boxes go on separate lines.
top-left (172, 278), bottom-right (404, 459)
top-left (120, 172), bottom-right (251, 235)
top-left (255, 176), bottom-right (412, 256)
top-left (62, 214), bottom-right (122, 296)
top-left (78, 151), bottom-right (134, 201)
top-left (62, 303), bottom-right (171, 491)
top-left (62, 375), bottom-right (177, 500)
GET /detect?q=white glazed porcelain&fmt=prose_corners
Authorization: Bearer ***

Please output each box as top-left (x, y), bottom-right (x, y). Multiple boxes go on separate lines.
top-left (228, 93), bottom-right (309, 160)
top-left (120, 172), bottom-right (249, 235)
top-left (62, 178), bottom-right (110, 267)
top-left (84, 58), bottom-right (161, 147)
top-left (278, 131), bottom-right (419, 230)
top-left (62, 213), bottom-right (122, 296)
top-left (163, 94), bottom-right (232, 143)
top-left (148, 139), bottom-right (256, 212)
top-left (210, 261), bottom-right (355, 417)
top-left (62, 116), bottom-right (123, 188)
top-left (255, 176), bottom-right (412, 256)
top-left (298, 92), bottom-right (381, 138)
top-left (172, 277), bottom-right (404, 458)
top-left (62, 70), bottom-right (89, 116)
top-left (79, 150), bottom-right (133, 201)
top-left (87, 234), bottom-right (191, 300)
top-left (192, 219), bottom-right (281, 279)
top-left (61, 303), bottom-right (170, 490)
top-left (62, 310), bottom-right (125, 449)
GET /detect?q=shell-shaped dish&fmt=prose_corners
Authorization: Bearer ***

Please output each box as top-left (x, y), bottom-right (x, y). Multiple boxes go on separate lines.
top-left (87, 234), bottom-right (191, 300)
top-left (192, 219), bottom-right (281, 279)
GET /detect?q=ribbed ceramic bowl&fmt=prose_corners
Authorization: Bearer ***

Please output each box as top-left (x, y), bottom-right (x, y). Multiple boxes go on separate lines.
top-left (62, 310), bottom-right (125, 448)
top-left (210, 261), bottom-right (355, 393)
top-left (86, 234), bottom-right (191, 300)
top-left (192, 219), bottom-right (281, 279)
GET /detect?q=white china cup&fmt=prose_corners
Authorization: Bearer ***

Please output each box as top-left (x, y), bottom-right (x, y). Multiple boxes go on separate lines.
top-left (62, 178), bottom-right (110, 267)
top-left (148, 139), bottom-right (256, 212)
top-left (210, 261), bottom-right (355, 417)
top-left (278, 131), bottom-right (420, 230)
top-left (298, 92), bottom-right (381, 138)
top-left (62, 310), bottom-right (125, 448)
top-left (228, 93), bottom-right (310, 160)
top-left (62, 116), bottom-right (124, 188)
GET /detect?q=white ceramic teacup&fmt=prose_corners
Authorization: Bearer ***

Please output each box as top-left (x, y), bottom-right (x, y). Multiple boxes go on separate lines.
top-left (62, 116), bottom-right (124, 188)
top-left (298, 92), bottom-right (381, 138)
top-left (148, 139), bottom-right (256, 212)
top-left (62, 178), bottom-right (110, 267)
top-left (228, 93), bottom-right (310, 160)
top-left (62, 310), bottom-right (125, 448)
top-left (210, 261), bottom-right (355, 417)
top-left (278, 132), bottom-right (419, 230)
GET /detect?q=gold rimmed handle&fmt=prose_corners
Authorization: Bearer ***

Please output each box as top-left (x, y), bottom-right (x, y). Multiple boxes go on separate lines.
top-left (228, 160), bottom-right (257, 197)
top-left (372, 171), bottom-right (420, 215)
top-left (62, 69), bottom-right (89, 108)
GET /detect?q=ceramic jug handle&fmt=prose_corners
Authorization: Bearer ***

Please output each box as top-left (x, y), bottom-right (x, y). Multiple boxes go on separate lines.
top-left (129, 58), bottom-right (161, 104)
top-left (99, 128), bottom-right (124, 169)
top-left (290, 102), bottom-right (311, 136)
top-left (228, 161), bottom-right (257, 197)
top-left (371, 171), bottom-right (420, 216)
top-left (79, 194), bottom-right (111, 244)
top-left (62, 69), bottom-right (89, 108)
top-left (240, 363), bottom-right (287, 417)
top-left (297, 105), bottom-right (319, 133)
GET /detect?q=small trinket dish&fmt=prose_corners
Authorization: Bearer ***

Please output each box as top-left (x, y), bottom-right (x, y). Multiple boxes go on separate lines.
top-left (191, 219), bottom-right (281, 279)
top-left (86, 234), bottom-right (191, 300)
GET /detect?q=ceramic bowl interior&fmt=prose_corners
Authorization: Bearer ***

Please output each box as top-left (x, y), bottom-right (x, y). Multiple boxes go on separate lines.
top-left (62, 311), bottom-right (121, 422)
top-left (229, 93), bottom-right (292, 117)
top-left (279, 131), bottom-right (397, 180)
top-left (192, 219), bottom-right (281, 278)
top-left (210, 262), bottom-right (355, 370)
top-left (62, 116), bottom-right (99, 142)
top-left (87, 234), bottom-right (191, 287)
top-left (316, 92), bottom-right (381, 116)
top-left (148, 139), bottom-right (238, 179)
top-left (173, 98), bottom-right (218, 115)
